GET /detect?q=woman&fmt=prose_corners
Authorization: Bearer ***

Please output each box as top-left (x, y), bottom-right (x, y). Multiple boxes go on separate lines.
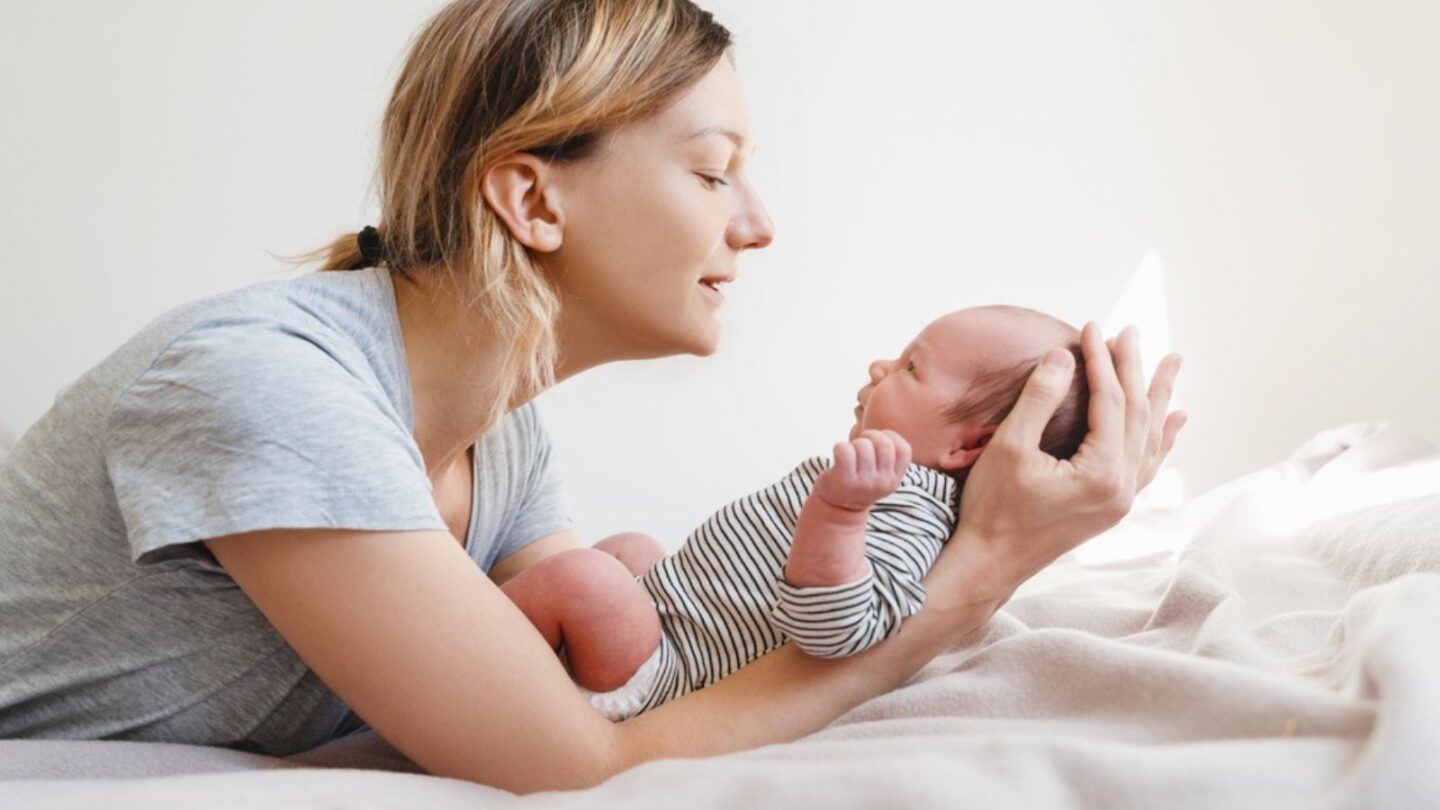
top-left (0, 0), bottom-right (1184, 793)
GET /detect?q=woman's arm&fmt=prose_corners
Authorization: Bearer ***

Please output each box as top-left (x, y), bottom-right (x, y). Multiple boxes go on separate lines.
top-left (486, 529), bottom-right (582, 586)
top-left (204, 524), bottom-right (983, 793)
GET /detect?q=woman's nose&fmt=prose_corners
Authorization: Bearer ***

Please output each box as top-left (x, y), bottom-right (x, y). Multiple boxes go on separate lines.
top-left (728, 181), bottom-right (775, 251)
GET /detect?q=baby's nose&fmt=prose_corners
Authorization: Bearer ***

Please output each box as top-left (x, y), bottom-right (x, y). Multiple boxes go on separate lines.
top-left (868, 360), bottom-right (887, 382)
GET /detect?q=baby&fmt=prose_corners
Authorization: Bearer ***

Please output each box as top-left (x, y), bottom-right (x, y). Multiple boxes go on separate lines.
top-left (501, 305), bottom-right (1091, 720)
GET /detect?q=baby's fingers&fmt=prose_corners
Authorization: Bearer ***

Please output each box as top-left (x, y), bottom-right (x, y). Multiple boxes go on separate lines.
top-left (888, 431), bottom-right (913, 476)
top-left (860, 430), bottom-right (896, 477)
top-left (852, 436), bottom-right (877, 479)
top-left (832, 441), bottom-right (857, 477)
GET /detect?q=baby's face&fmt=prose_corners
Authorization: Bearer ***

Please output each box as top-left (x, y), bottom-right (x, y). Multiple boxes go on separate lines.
top-left (849, 307), bottom-right (1070, 471)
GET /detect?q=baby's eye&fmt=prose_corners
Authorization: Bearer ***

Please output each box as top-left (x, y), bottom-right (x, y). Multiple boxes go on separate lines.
top-left (905, 361), bottom-right (916, 373)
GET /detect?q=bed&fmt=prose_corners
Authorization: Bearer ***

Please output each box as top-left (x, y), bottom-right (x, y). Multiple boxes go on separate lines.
top-left (3, 421), bottom-right (1437, 809)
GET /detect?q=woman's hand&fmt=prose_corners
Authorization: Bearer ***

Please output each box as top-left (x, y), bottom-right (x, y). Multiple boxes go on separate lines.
top-left (949, 323), bottom-right (1185, 595)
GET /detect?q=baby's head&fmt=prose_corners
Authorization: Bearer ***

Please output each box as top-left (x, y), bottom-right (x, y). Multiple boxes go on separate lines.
top-left (850, 305), bottom-right (1089, 488)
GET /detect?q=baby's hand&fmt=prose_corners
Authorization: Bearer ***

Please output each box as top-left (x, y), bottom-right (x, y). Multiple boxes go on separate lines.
top-left (813, 430), bottom-right (913, 512)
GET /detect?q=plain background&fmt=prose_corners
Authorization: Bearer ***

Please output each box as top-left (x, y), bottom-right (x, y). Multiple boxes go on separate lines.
top-left (2, 1), bottom-right (1436, 553)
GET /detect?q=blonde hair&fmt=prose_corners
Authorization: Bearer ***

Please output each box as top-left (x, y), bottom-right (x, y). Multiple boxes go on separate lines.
top-left (285, 0), bottom-right (731, 428)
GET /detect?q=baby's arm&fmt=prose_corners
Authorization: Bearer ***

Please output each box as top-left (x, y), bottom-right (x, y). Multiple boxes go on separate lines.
top-left (784, 430), bottom-right (912, 589)
top-left (774, 431), bottom-right (922, 658)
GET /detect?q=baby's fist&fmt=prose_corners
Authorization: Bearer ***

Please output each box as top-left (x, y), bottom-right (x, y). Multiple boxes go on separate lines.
top-left (813, 429), bottom-right (913, 512)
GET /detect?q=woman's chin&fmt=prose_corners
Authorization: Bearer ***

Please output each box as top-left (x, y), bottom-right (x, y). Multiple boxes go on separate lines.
top-left (689, 334), bottom-right (722, 357)
top-left (631, 319), bottom-right (721, 360)
top-left (678, 315), bottom-right (723, 357)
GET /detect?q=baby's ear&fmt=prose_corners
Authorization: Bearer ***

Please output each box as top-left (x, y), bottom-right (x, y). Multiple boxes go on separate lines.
top-left (938, 423), bottom-right (999, 473)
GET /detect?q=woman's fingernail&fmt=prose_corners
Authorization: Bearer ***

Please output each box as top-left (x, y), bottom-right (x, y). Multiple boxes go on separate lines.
top-left (1045, 350), bottom-right (1072, 369)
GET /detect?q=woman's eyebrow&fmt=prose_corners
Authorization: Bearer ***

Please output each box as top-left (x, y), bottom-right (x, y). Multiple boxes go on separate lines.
top-left (686, 126), bottom-right (755, 157)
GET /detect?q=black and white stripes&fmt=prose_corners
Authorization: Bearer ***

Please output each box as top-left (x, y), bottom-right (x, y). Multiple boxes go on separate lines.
top-left (629, 456), bottom-right (959, 715)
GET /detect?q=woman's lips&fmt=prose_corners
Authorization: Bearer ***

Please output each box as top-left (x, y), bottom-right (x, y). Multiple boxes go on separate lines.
top-left (698, 280), bottom-right (725, 306)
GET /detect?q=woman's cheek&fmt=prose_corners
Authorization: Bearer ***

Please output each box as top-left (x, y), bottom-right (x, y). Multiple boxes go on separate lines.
top-left (661, 174), bottom-right (731, 252)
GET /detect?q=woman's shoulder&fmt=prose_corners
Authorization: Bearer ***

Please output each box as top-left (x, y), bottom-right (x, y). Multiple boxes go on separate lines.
top-left (95, 268), bottom-right (411, 419)
top-left (132, 268), bottom-right (400, 369)
top-left (12, 270), bottom-right (403, 452)
top-left (1, 270), bottom-right (436, 573)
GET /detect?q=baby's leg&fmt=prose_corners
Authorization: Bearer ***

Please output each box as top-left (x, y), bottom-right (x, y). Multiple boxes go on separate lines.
top-left (592, 531), bottom-right (667, 576)
top-left (500, 548), bottom-right (661, 692)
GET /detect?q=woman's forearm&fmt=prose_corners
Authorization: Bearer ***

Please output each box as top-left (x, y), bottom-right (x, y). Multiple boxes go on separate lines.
top-left (607, 523), bottom-right (1010, 771)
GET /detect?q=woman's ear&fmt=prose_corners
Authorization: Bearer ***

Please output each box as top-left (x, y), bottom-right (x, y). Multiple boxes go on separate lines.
top-left (937, 423), bottom-right (1000, 474)
top-left (480, 153), bottom-right (564, 253)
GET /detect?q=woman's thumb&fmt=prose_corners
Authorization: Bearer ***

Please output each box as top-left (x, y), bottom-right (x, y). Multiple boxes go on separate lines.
top-left (994, 349), bottom-right (1074, 449)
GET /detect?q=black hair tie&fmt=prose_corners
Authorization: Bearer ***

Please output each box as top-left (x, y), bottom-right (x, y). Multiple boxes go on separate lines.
top-left (356, 225), bottom-right (384, 265)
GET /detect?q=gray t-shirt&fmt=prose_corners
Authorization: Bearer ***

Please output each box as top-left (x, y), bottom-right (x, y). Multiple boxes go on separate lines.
top-left (0, 266), bottom-right (572, 756)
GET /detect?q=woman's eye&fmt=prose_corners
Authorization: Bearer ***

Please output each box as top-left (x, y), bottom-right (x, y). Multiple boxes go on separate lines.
top-left (697, 173), bottom-right (730, 189)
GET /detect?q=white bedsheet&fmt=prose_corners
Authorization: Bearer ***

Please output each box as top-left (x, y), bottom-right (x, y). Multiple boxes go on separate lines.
top-left (4, 421), bottom-right (1438, 809)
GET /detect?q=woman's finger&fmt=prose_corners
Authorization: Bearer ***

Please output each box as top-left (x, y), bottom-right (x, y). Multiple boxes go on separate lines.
top-left (1137, 409), bottom-right (1188, 491)
top-left (988, 348), bottom-right (1076, 453)
top-left (1159, 410), bottom-right (1187, 462)
top-left (1078, 322), bottom-right (1125, 463)
top-left (1146, 353), bottom-right (1183, 464)
top-left (1147, 354), bottom-right (1182, 407)
top-left (1113, 326), bottom-right (1150, 472)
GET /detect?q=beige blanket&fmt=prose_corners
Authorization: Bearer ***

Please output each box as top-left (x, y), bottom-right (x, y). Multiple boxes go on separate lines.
top-left (5, 422), bottom-right (1438, 809)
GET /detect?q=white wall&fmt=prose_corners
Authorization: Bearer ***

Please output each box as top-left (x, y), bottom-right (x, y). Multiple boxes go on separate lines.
top-left (3, 1), bottom-right (1437, 552)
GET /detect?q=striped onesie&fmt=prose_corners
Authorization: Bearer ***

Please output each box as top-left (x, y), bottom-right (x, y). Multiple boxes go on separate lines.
top-left (581, 455), bottom-right (959, 720)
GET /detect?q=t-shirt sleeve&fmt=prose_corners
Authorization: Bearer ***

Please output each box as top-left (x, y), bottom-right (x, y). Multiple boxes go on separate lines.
top-left (105, 317), bottom-right (448, 569)
top-left (492, 403), bottom-right (574, 563)
top-left (770, 474), bottom-right (957, 659)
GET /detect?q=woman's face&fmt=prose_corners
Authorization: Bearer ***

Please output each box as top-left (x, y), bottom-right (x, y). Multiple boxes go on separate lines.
top-left (546, 58), bottom-right (775, 362)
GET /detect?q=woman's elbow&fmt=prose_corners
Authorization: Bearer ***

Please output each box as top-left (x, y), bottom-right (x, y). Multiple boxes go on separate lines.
top-left (441, 723), bottom-right (627, 794)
